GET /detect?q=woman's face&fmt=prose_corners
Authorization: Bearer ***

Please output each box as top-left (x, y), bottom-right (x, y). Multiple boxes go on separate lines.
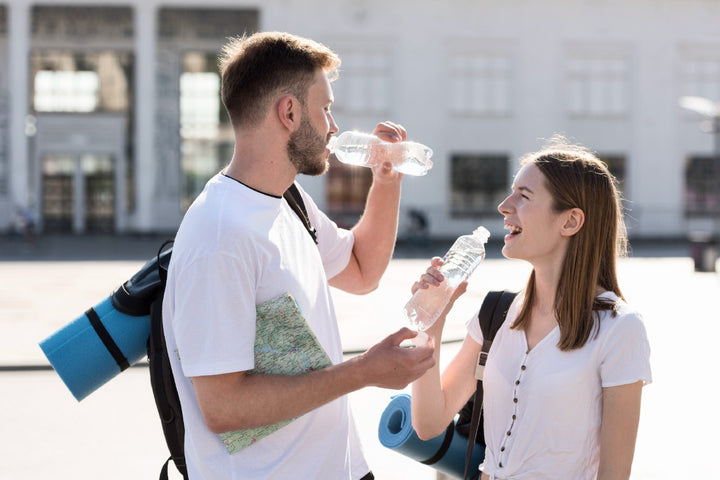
top-left (497, 163), bottom-right (571, 269)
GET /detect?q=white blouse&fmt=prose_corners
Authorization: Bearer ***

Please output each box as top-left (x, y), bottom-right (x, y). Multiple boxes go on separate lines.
top-left (466, 291), bottom-right (652, 480)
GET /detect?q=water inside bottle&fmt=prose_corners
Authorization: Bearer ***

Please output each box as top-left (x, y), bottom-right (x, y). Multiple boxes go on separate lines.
top-left (441, 247), bottom-right (486, 287)
top-left (394, 156), bottom-right (431, 176)
top-left (330, 136), bottom-right (433, 175)
top-left (394, 143), bottom-right (433, 176)
top-left (333, 144), bottom-right (372, 166)
top-left (404, 280), bottom-right (455, 331)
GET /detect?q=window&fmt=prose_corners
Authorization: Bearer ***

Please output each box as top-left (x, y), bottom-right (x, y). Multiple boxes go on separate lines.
top-left (680, 58), bottom-right (720, 104)
top-left (567, 57), bottom-right (628, 117)
top-left (325, 157), bottom-right (372, 229)
top-left (598, 154), bottom-right (627, 196)
top-left (332, 51), bottom-right (390, 114)
top-left (685, 155), bottom-right (720, 216)
top-left (180, 72), bottom-right (220, 139)
top-left (30, 51), bottom-right (132, 113)
top-left (34, 71), bottom-right (99, 112)
top-left (180, 52), bottom-right (233, 210)
top-left (451, 154), bottom-right (509, 217)
top-left (449, 55), bottom-right (511, 116)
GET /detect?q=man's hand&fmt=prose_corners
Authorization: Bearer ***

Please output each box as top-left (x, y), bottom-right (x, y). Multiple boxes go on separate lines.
top-left (370, 121), bottom-right (407, 183)
top-left (356, 327), bottom-right (436, 390)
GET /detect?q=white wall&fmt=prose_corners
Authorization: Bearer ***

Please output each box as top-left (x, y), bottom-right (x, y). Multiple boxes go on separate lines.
top-left (3, 0), bottom-right (720, 238)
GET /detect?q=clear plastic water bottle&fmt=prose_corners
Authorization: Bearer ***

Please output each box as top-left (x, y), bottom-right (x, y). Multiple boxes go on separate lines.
top-left (404, 226), bottom-right (491, 333)
top-left (328, 131), bottom-right (434, 176)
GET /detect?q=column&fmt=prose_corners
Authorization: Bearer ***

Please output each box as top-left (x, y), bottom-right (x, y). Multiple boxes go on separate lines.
top-left (8, 1), bottom-right (30, 209)
top-left (133, 3), bottom-right (157, 231)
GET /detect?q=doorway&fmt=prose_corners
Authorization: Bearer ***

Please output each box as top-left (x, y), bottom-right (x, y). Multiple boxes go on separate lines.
top-left (41, 153), bottom-right (115, 233)
top-left (33, 114), bottom-right (127, 233)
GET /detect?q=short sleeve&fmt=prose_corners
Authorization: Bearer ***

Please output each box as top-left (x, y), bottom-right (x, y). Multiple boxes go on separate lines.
top-left (465, 312), bottom-right (484, 344)
top-left (172, 252), bottom-right (257, 377)
top-left (599, 311), bottom-right (652, 387)
top-left (294, 183), bottom-right (354, 279)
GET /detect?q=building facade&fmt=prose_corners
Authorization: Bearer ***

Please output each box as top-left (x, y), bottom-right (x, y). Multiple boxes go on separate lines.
top-left (1, 0), bottom-right (719, 240)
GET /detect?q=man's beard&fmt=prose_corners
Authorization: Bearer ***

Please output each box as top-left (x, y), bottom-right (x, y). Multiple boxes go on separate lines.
top-left (287, 112), bottom-right (330, 176)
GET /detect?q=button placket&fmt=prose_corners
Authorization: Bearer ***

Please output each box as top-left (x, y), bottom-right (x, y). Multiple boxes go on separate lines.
top-left (496, 351), bottom-right (529, 470)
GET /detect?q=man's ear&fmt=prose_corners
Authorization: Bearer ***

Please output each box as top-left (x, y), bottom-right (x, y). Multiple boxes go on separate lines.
top-left (561, 208), bottom-right (585, 237)
top-left (276, 95), bottom-right (300, 132)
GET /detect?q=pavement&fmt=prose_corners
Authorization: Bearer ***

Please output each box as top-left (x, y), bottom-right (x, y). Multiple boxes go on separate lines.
top-left (0, 233), bottom-right (718, 479)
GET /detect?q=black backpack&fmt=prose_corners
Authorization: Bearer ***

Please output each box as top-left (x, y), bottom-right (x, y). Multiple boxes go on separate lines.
top-left (455, 290), bottom-right (518, 480)
top-left (112, 183), bottom-right (317, 480)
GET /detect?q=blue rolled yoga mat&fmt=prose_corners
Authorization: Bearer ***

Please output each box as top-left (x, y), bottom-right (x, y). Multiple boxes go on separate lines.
top-left (378, 394), bottom-right (484, 479)
top-left (39, 296), bottom-right (151, 401)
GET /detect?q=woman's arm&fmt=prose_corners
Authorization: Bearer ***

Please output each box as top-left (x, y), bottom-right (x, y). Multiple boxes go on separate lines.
top-left (411, 331), bottom-right (481, 440)
top-left (597, 380), bottom-right (644, 480)
top-left (409, 258), bottom-right (479, 439)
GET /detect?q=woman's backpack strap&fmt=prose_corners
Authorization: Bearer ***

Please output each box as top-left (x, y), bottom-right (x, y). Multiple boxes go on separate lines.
top-left (464, 290), bottom-right (518, 480)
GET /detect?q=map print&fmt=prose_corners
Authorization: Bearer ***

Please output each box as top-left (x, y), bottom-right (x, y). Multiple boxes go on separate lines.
top-left (220, 292), bottom-right (332, 454)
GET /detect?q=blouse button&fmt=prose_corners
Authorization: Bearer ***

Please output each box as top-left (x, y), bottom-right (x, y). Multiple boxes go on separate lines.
top-left (499, 462), bottom-right (504, 468)
top-left (515, 380), bottom-right (520, 385)
top-left (513, 397), bottom-right (518, 403)
top-left (521, 365), bottom-right (527, 371)
top-left (507, 430), bottom-right (511, 436)
top-left (501, 446), bottom-right (505, 452)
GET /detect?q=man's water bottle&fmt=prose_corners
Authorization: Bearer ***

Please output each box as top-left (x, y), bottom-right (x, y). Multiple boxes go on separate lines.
top-left (405, 226), bottom-right (491, 334)
top-left (328, 131), bottom-right (434, 176)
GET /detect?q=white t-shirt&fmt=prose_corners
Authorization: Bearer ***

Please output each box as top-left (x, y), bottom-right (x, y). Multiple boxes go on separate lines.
top-left (162, 174), bottom-right (370, 480)
top-left (466, 291), bottom-right (652, 480)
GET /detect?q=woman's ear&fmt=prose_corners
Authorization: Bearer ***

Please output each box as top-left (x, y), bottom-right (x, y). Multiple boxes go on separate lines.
top-left (561, 208), bottom-right (585, 237)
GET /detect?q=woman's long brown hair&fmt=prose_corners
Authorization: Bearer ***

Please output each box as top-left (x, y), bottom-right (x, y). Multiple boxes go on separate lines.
top-left (510, 137), bottom-right (627, 350)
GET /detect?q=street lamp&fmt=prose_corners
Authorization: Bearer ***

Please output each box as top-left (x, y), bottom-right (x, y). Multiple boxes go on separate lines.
top-left (679, 95), bottom-right (720, 271)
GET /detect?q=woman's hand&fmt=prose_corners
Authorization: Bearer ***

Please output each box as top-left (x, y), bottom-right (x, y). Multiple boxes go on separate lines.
top-left (411, 256), bottom-right (445, 294)
top-left (410, 256), bottom-right (468, 307)
top-left (409, 257), bottom-right (469, 339)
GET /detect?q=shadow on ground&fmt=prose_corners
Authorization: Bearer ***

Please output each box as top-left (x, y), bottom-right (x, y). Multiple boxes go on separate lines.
top-left (1, 232), bottom-right (692, 262)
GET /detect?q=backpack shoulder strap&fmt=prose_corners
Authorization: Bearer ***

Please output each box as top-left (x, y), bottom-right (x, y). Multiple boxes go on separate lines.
top-left (475, 290), bottom-right (517, 381)
top-left (480, 290), bottom-right (518, 341)
top-left (147, 240), bottom-right (188, 480)
top-left (464, 290), bottom-right (517, 480)
top-left (283, 183), bottom-right (318, 244)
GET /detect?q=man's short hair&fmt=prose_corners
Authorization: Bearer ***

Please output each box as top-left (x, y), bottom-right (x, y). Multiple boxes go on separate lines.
top-left (219, 31), bottom-right (340, 129)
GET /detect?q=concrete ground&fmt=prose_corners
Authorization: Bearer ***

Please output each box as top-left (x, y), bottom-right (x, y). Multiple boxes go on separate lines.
top-left (0, 234), bottom-right (717, 479)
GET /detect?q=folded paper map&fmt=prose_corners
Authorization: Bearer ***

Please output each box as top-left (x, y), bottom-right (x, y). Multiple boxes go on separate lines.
top-left (220, 292), bottom-right (332, 453)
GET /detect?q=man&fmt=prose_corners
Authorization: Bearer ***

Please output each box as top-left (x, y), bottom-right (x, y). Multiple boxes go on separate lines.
top-left (162, 31), bottom-right (435, 479)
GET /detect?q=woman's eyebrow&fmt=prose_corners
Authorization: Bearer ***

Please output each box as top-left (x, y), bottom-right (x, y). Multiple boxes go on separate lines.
top-left (518, 185), bottom-right (534, 195)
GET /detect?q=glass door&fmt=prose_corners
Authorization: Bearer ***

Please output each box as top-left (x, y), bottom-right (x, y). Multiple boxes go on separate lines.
top-left (41, 155), bottom-right (75, 232)
top-left (40, 153), bottom-right (115, 233)
top-left (82, 154), bottom-right (115, 232)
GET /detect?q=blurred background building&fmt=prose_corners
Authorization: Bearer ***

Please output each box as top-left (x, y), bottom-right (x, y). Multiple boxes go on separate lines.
top-left (0, 0), bottom-right (719, 241)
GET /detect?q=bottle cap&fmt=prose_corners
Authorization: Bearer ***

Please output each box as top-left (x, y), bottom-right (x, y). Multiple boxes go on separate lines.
top-left (472, 226), bottom-right (491, 243)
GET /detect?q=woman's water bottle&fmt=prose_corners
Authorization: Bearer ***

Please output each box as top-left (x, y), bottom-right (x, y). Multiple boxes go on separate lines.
top-left (328, 131), bottom-right (434, 176)
top-left (404, 226), bottom-right (491, 334)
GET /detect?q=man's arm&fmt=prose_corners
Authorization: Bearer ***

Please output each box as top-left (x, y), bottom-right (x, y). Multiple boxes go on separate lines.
top-left (329, 121), bottom-right (407, 294)
top-left (191, 327), bottom-right (434, 434)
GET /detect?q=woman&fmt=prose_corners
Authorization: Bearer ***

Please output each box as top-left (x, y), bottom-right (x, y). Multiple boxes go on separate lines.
top-left (410, 137), bottom-right (651, 480)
